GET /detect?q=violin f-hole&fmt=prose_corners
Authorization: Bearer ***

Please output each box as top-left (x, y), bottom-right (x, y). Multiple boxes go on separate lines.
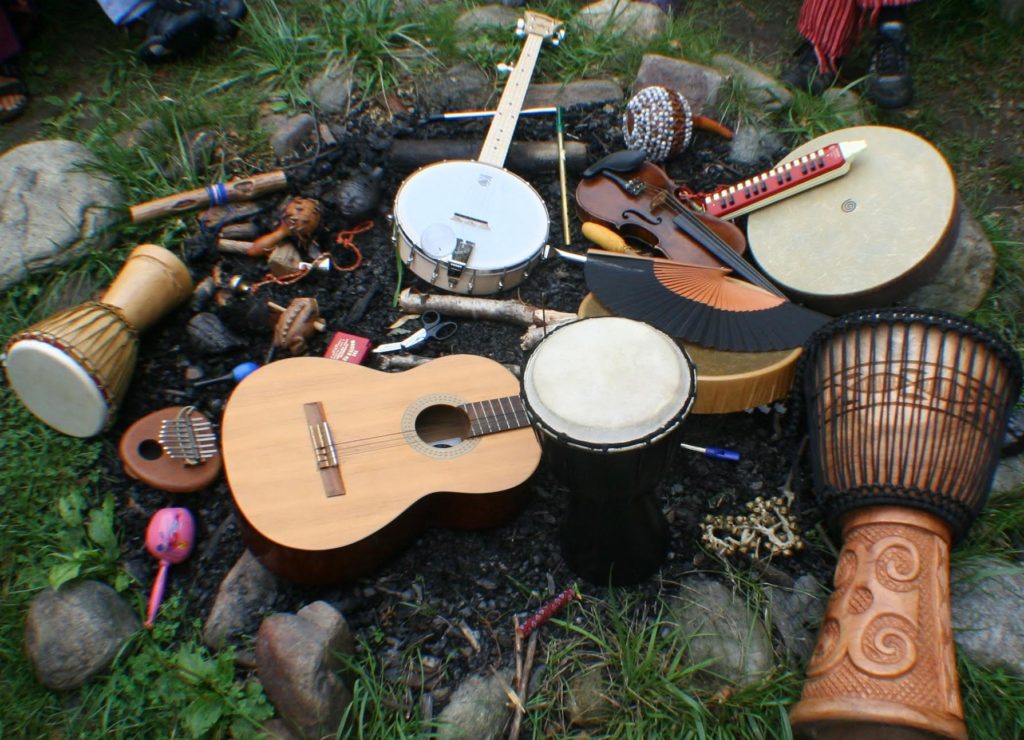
top-left (622, 208), bottom-right (662, 227)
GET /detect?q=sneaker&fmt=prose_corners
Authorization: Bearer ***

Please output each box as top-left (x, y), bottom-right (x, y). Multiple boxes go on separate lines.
top-left (780, 41), bottom-right (836, 95)
top-left (867, 21), bottom-right (912, 108)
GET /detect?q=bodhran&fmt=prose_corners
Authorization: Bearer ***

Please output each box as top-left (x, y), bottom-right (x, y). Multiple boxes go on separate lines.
top-left (521, 316), bottom-right (696, 585)
top-left (578, 293), bottom-right (800, 414)
top-left (4, 244), bottom-right (193, 437)
top-left (790, 308), bottom-right (1022, 740)
top-left (746, 126), bottom-right (960, 315)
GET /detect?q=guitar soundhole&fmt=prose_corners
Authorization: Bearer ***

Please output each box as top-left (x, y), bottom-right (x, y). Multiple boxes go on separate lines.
top-left (415, 405), bottom-right (471, 448)
top-left (138, 439), bottom-right (164, 461)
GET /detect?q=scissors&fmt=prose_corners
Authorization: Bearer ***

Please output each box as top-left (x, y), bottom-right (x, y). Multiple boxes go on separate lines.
top-left (372, 311), bottom-right (458, 354)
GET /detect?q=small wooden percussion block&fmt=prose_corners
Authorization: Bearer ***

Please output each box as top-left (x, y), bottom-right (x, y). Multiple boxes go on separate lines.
top-left (119, 406), bottom-right (221, 494)
top-left (746, 126), bottom-right (960, 315)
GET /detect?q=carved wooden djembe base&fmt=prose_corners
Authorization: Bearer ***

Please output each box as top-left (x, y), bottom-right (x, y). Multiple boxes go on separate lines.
top-left (791, 308), bottom-right (1023, 739)
top-left (790, 507), bottom-right (965, 740)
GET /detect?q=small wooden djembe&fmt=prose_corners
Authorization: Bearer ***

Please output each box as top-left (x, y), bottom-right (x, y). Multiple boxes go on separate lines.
top-left (790, 308), bottom-right (1022, 739)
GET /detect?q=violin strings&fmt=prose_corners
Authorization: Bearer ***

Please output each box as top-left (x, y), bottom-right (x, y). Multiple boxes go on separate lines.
top-left (634, 180), bottom-right (783, 296)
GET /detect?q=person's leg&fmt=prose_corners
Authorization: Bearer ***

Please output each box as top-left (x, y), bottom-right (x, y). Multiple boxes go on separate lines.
top-left (136, 1), bottom-right (247, 63)
top-left (866, 5), bottom-right (913, 108)
top-left (0, 8), bottom-right (28, 122)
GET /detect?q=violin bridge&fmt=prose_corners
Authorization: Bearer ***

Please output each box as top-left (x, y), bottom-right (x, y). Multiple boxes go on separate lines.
top-left (303, 402), bottom-right (345, 497)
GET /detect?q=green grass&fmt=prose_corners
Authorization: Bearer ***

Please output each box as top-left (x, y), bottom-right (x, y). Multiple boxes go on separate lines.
top-left (521, 590), bottom-right (802, 738)
top-left (1, 0), bottom-right (1023, 736)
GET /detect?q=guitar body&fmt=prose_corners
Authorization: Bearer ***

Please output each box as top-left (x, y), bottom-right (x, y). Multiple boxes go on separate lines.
top-left (220, 355), bottom-right (542, 584)
top-left (393, 160), bottom-right (549, 295)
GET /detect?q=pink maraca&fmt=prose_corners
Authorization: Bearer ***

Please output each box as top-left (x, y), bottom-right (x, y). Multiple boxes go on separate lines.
top-left (144, 507), bottom-right (196, 627)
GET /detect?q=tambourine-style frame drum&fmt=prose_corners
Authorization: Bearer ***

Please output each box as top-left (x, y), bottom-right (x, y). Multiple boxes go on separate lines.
top-left (522, 317), bottom-right (697, 585)
top-left (746, 126), bottom-right (960, 315)
top-left (4, 244), bottom-right (193, 437)
top-left (790, 308), bottom-right (1022, 740)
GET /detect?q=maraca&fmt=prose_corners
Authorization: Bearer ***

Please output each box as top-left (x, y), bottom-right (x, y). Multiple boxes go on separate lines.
top-left (144, 507), bottom-right (196, 627)
top-left (246, 196), bottom-right (321, 256)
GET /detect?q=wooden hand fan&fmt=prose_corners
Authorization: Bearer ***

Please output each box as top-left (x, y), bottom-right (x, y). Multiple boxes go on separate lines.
top-left (567, 249), bottom-right (829, 351)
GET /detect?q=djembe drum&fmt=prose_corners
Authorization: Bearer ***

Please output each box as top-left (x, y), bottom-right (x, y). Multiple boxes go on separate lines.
top-left (521, 317), bottom-right (697, 585)
top-left (4, 244), bottom-right (193, 437)
top-left (790, 308), bottom-right (1022, 739)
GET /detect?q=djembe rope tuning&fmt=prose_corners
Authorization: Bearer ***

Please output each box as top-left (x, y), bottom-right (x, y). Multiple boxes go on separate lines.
top-left (790, 308), bottom-right (1022, 740)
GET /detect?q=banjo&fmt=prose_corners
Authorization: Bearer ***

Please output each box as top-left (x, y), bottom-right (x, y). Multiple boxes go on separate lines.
top-left (392, 11), bottom-right (564, 295)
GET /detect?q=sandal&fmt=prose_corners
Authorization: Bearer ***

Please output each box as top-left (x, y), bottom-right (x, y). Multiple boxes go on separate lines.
top-left (0, 62), bottom-right (29, 123)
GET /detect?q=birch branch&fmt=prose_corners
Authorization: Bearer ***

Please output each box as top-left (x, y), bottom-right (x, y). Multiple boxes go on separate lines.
top-left (398, 288), bottom-right (576, 328)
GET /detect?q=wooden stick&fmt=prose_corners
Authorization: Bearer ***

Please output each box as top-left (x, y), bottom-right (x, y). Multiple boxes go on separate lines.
top-left (129, 171), bottom-right (289, 224)
top-left (509, 628), bottom-right (538, 740)
top-left (390, 139), bottom-right (589, 175)
top-left (520, 320), bottom-right (577, 351)
top-left (376, 353), bottom-right (521, 376)
top-left (398, 288), bottom-right (576, 328)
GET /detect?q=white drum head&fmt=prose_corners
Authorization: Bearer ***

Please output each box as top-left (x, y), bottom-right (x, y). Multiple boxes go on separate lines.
top-left (523, 317), bottom-right (695, 447)
top-left (394, 161), bottom-right (549, 270)
top-left (5, 339), bottom-right (109, 437)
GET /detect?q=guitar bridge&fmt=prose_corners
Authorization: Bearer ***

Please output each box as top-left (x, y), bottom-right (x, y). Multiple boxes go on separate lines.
top-left (304, 402), bottom-right (345, 497)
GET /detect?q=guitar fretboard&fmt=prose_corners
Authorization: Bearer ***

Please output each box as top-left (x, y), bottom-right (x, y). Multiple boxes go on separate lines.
top-left (461, 396), bottom-right (531, 438)
top-left (702, 140), bottom-right (865, 220)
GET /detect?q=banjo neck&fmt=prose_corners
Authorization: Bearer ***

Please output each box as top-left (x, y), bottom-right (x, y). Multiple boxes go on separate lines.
top-left (477, 11), bottom-right (564, 168)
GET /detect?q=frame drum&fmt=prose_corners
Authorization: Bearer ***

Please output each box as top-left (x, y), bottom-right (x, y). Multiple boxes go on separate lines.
top-left (746, 126), bottom-right (959, 315)
top-left (522, 316), bottom-right (696, 584)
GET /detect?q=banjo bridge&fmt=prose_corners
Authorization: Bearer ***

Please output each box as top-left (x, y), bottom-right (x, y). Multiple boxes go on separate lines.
top-left (452, 213), bottom-right (491, 230)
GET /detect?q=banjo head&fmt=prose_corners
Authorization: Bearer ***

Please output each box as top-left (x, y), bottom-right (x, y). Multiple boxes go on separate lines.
top-left (746, 126), bottom-right (958, 314)
top-left (393, 161), bottom-right (549, 273)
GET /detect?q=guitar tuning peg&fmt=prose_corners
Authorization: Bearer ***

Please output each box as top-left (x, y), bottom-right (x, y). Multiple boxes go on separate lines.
top-left (515, 18), bottom-right (526, 37)
top-left (553, 28), bottom-right (566, 46)
top-left (496, 63), bottom-right (514, 77)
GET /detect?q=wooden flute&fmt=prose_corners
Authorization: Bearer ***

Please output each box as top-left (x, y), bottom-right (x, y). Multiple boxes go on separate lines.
top-left (129, 171), bottom-right (289, 224)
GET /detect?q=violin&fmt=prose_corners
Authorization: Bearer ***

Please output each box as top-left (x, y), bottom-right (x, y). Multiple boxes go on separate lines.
top-left (574, 150), bottom-right (782, 296)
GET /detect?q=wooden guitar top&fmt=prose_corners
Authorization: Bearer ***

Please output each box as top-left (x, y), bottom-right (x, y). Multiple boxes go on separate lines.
top-left (220, 355), bottom-right (542, 553)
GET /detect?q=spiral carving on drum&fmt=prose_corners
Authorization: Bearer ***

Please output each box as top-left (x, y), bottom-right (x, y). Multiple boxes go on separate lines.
top-left (806, 530), bottom-right (923, 680)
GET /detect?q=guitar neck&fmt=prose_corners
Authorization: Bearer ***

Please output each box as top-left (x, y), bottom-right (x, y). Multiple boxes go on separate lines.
top-left (477, 14), bottom-right (561, 167)
top-left (461, 396), bottom-right (531, 437)
top-left (703, 140), bottom-right (866, 220)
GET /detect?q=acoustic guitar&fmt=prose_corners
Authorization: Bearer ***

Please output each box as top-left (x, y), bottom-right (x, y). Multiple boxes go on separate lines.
top-left (220, 355), bottom-right (542, 584)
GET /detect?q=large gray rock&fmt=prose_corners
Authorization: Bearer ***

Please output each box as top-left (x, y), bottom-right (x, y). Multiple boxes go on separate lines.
top-left (952, 557), bottom-right (1024, 675)
top-left (669, 577), bottom-right (774, 686)
top-left (454, 4), bottom-right (520, 34)
top-left (306, 60), bottom-right (355, 115)
top-left (577, 0), bottom-right (668, 46)
top-left (728, 122), bottom-right (786, 166)
top-left (631, 54), bottom-right (725, 114)
top-left (203, 549), bottom-right (279, 650)
top-left (765, 574), bottom-right (828, 667)
top-left (993, 455), bottom-right (1024, 496)
top-left (256, 601), bottom-right (355, 739)
top-left (415, 63), bottom-right (493, 114)
top-left (435, 668), bottom-right (514, 740)
top-left (712, 53), bottom-right (793, 112)
top-left (25, 580), bottom-right (140, 691)
top-left (524, 79), bottom-right (625, 109)
top-left (269, 114), bottom-right (316, 162)
top-left (0, 140), bottom-right (124, 291)
top-left (897, 204), bottom-right (997, 315)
